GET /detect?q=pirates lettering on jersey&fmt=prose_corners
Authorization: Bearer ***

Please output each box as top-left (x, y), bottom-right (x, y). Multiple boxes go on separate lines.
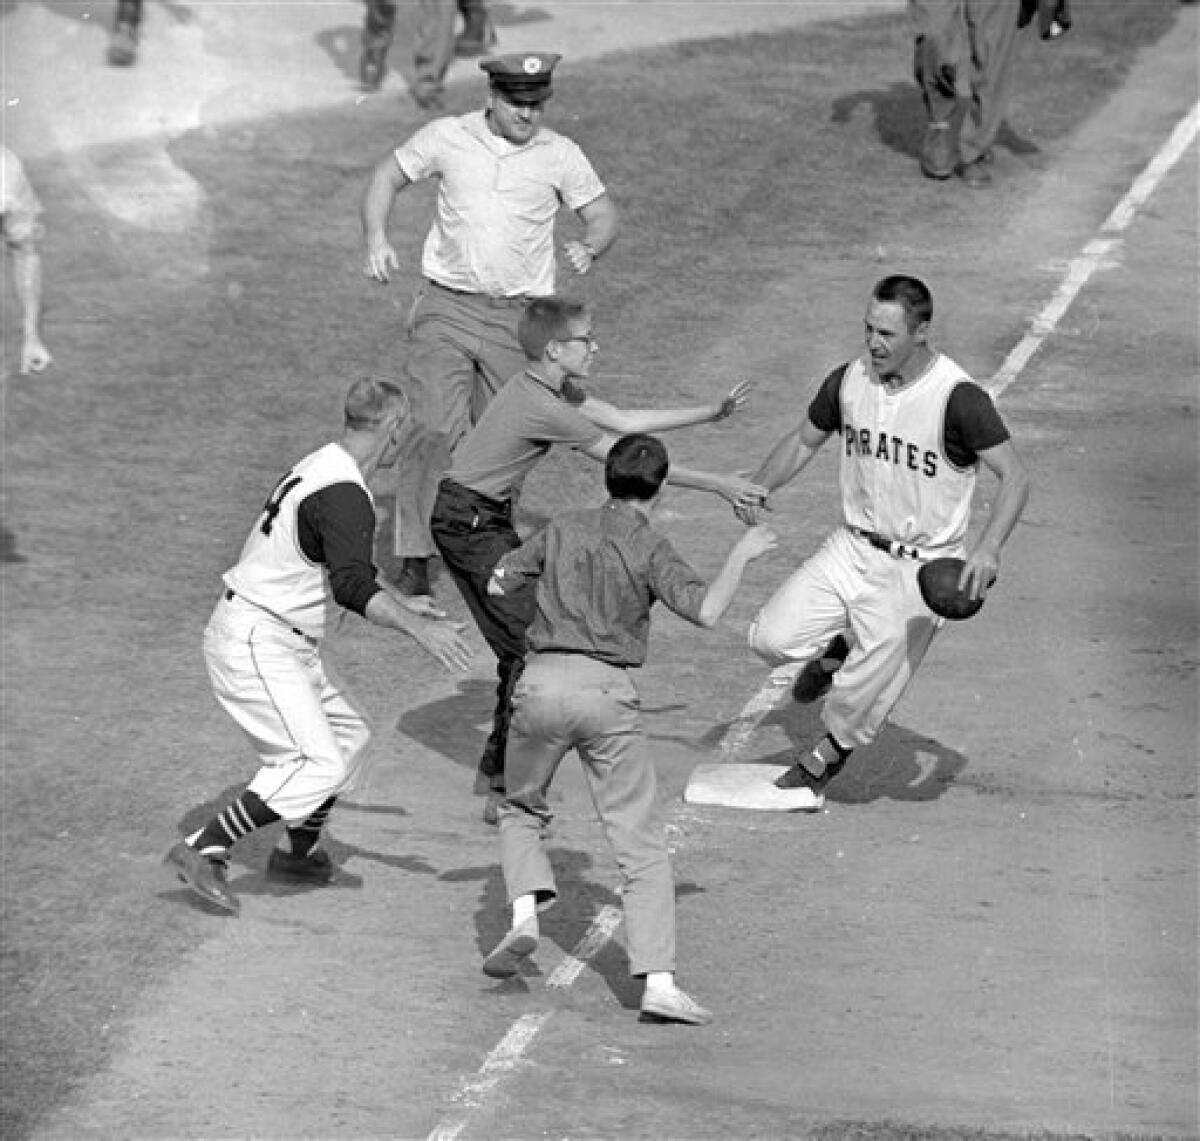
top-left (843, 425), bottom-right (938, 477)
top-left (836, 353), bottom-right (977, 555)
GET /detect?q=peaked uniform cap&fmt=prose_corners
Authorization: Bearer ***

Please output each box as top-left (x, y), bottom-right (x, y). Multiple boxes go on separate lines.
top-left (481, 52), bottom-right (562, 103)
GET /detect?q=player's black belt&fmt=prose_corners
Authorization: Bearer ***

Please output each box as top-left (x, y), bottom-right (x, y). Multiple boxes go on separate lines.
top-left (223, 588), bottom-right (316, 642)
top-left (427, 279), bottom-right (529, 308)
top-left (849, 526), bottom-right (924, 561)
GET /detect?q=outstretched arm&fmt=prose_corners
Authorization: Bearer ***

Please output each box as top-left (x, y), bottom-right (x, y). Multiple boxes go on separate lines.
top-left (696, 525), bottom-right (777, 627)
top-left (578, 433), bottom-right (767, 510)
top-left (734, 417), bottom-right (832, 522)
top-left (361, 155), bottom-right (413, 284)
top-left (364, 588), bottom-right (473, 672)
top-left (958, 438), bottom-right (1030, 600)
top-left (579, 380), bottom-right (752, 436)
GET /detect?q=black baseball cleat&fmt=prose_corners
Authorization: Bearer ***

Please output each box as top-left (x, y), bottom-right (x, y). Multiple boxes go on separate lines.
top-left (265, 847), bottom-right (334, 884)
top-left (775, 756), bottom-right (845, 793)
top-left (165, 842), bottom-right (239, 913)
top-left (791, 634), bottom-right (850, 703)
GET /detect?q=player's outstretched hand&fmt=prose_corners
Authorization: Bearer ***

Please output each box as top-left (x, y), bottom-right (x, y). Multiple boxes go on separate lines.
top-left (733, 524), bottom-right (778, 561)
top-left (399, 594), bottom-right (449, 619)
top-left (717, 474), bottom-right (768, 511)
top-left (364, 239), bottom-right (400, 284)
top-left (712, 380), bottom-right (753, 421)
top-left (413, 619), bottom-right (473, 672)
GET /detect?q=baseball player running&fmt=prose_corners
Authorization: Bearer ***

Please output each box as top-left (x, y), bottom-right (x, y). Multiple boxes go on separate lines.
top-left (735, 274), bottom-right (1030, 805)
top-left (166, 378), bottom-right (472, 914)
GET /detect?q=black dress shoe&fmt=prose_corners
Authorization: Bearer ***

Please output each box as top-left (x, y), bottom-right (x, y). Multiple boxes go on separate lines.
top-left (394, 556), bottom-right (432, 596)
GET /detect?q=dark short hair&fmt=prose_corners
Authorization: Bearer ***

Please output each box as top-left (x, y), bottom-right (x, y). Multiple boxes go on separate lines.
top-left (518, 296), bottom-right (590, 360)
top-left (605, 434), bottom-right (669, 501)
top-left (873, 275), bottom-right (933, 330)
top-left (344, 377), bottom-right (408, 430)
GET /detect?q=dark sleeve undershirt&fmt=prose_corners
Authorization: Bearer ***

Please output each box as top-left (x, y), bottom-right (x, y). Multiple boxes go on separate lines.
top-left (297, 483), bottom-right (382, 616)
top-left (806, 363), bottom-right (850, 433)
top-left (944, 381), bottom-right (1010, 467)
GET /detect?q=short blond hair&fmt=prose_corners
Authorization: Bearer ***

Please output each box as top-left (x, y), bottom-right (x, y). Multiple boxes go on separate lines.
top-left (343, 377), bottom-right (409, 430)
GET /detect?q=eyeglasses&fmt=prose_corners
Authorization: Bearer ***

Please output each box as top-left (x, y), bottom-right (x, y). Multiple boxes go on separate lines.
top-left (561, 333), bottom-right (598, 349)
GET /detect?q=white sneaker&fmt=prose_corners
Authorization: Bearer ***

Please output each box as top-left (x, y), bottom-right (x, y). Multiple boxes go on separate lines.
top-left (482, 919), bottom-right (538, 978)
top-left (640, 986), bottom-right (712, 1026)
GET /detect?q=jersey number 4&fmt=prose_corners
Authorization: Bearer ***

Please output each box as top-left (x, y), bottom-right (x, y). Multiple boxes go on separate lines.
top-left (260, 475), bottom-right (303, 536)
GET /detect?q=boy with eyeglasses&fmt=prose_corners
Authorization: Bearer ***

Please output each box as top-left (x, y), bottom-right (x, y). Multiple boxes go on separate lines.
top-left (429, 296), bottom-right (761, 822)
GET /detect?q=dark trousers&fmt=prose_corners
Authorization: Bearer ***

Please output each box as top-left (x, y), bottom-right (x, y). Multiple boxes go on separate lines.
top-left (115, 0), bottom-right (142, 25)
top-left (430, 479), bottom-right (536, 790)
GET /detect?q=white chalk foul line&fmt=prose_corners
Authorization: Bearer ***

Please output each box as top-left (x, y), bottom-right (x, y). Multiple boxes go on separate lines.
top-left (426, 99), bottom-right (1199, 1141)
top-left (989, 100), bottom-right (1199, 398)
top-left (425, 905), bottom-right (625, 1140)
top-left (426, 1012), bottom-right (553, 1141)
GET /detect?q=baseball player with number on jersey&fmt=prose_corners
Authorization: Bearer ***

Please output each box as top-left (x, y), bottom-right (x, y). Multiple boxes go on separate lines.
top-left (734, 274), bottom-right (1030, 807)
top-left (165, 378), bottom-right (472, 915)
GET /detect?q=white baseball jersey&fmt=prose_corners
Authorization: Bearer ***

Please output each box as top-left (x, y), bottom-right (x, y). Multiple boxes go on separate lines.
top-left (224, 443), bottom-right (371, 639)
top-left (837, 352), bottom-right (977, 555)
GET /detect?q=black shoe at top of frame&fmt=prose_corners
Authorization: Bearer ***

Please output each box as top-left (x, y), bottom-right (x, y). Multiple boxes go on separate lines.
top-left (107, 22), bottom-right (138, 67)
top-left (359, 43), bottom-right (388, 92)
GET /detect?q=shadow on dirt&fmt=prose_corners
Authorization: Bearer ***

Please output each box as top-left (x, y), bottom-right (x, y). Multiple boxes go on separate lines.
top-left (735, 702), bottom-right (969, 805)
top-left (398, 676), bottom-right (496, 772)
top-left (162, 782), bottom-right (441, 913)
top-left (443, 847), bottom-right (703, 1010)
top-left (830, 81), bottom-right (1040, 163)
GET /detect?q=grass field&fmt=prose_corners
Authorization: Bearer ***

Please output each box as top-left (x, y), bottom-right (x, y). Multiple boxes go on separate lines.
top-left (1, 2), bottom-right (1192, 1137)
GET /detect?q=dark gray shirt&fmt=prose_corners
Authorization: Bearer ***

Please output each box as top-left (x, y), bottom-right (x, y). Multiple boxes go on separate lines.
top-left (495, 500), bottom-right (708, 667)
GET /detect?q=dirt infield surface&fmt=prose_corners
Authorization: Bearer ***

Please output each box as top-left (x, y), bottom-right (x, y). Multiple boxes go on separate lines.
top-left (2, 2), bottom-right (1197, 1139)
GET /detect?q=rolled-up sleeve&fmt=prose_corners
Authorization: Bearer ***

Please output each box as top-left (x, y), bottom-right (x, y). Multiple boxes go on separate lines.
top-left (647, 538), bottom-right (707, 626)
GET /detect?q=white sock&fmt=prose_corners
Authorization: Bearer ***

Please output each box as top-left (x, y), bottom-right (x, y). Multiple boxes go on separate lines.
top-left (644, 971), bottom-right (675, 994)
top-left (512, 894), bottom-right (538, 928)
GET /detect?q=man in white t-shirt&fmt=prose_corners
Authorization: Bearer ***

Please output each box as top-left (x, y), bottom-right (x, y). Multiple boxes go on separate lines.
top-left (360, 52), bottom-right (618, 597)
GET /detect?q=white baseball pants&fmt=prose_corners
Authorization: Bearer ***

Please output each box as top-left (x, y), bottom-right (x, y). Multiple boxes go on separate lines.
top-left (203, 593), bottom-right (371, 823)
top-left (748, 527), bottom-right (941, 749)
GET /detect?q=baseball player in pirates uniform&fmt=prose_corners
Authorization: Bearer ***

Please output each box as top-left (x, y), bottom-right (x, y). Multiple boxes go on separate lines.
top-left (166, 378), bottom-right (472, 914)
top-left (735, 274), bottom-right (1030, 806)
